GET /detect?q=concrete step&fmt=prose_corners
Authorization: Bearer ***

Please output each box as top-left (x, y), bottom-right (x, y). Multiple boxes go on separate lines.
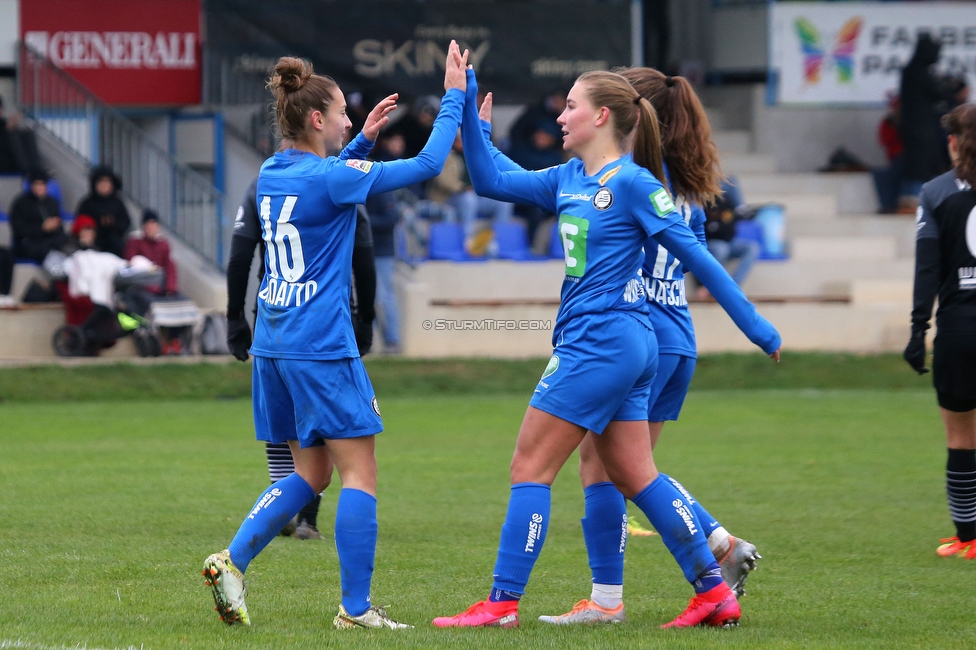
top-left (690, 301), bottom-right (908, 353)
top-left (789, 235), bottom-right (898, 262)
top-left (712, 129), bottom-right (751, 154)
top-left (0, 303), bottom-right (138, 359)
top-left (739, 258), bottom-right (914, 298)
top-left (785, 214), bottom-right (916, 257)
top-left (736, 172), bottom-right (878, 215)
top-left (411, 259), bottom-right (567, 301)
top-left (720, 152), bottom-right (777, 174)
top-left (746, 192), bottom-right (838, 220)
top-left (10, 262), bottom-right (46, 301)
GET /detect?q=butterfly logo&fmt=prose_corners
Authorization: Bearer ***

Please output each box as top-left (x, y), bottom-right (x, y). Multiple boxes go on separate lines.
top-left (795, 16), bottom-right (863, 84)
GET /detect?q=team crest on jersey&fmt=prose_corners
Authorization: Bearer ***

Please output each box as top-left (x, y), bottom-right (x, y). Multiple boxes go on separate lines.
top-left (649, 188), bottom-right (676, 216)
top-left (598, 165), bottom-right (622, 186)
top-left (346, 159), bottom-right (374, 174)
top-left (592, 188), bottom-right (614, 211)
top-left (371, 396), bottom-right (381, 417)
top-left (541, 355), bottom-right (560, 380)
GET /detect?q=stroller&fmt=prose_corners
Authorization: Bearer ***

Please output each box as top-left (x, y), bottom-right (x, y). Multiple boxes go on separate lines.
top-left (52, 264), bottom-right (165, 358)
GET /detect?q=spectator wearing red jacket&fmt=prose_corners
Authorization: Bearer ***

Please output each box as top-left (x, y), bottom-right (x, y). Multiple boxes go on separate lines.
top-left (872, 93), bottom-right (908, 214)
top-left (123, 209), bottom-right (177, 296)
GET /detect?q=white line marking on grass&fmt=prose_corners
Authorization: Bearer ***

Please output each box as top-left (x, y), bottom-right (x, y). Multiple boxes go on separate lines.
top-left (1, 639), bottom-right (146, 650)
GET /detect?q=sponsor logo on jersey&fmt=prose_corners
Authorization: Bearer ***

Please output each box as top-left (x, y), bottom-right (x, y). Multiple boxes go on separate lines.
top-left (623, 277), bottom-right (645, 303)
top-left (525, 513), bottom-right (544, 553)
top-left (598, 165), bottom-right (622, 186)
top-left (233, 205), bottom-right (246, 230)
top-left (346, 159), bottom-right (374, 173)
top-left (592, 187), bottom-right (614, 211)
top-left (960, 267), bottom-right (976, 290)
top-left (967, 205), bottom-right (976, 258)
top-left (541, 355), bottom-right (559, 380)
top-left (559, 191), bottom-right (592, 201)
top-left (650, 188), bottom-right (675, 216)
top-left (371, 396), bottom-right (381, 417)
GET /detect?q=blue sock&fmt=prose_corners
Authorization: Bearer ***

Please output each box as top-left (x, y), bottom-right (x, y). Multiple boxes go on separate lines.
top-left (228, 472), bottom-right (315, 574)
top-left (630, 474), bottom-right (714, 585)
top-left (693, 563), bottom-right (725, 594)
top-left (490, 483), bottom-right (551, 597)
top-left (663, 475), bottom-right (722, 538)
top-left (581, 482), bottom-right (627, 586)
top-left (334, 488), bottom-right (378, 617)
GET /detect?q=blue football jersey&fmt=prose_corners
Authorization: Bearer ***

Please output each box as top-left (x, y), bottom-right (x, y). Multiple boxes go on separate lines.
top-left (642, 165), bottom-right (706, 358)
top-left (474, 154), bottom-right (683, 343)
top-left (249, 88), bottom-right (463, 360)
top-left (250, 151), bottom-right (384, 360)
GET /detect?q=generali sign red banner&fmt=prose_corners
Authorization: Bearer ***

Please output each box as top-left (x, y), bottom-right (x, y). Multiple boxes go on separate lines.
top-left (20, 0), bottom-right (202, 106)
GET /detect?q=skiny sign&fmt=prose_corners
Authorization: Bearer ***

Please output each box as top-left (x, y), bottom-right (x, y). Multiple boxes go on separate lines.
top-left (770, 2), bottom-right (976, 105)
top-left (20, 0), bottom-right (202, 106)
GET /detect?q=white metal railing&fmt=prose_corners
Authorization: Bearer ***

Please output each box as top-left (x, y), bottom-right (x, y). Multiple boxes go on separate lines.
top-left (203, 52), bottom-right (277, 158)
top-left (17, 44), bottom-right (229, 270)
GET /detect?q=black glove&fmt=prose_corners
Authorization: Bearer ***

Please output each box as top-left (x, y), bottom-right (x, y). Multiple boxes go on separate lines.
top-left (355, 317), bottom-right (374, 357)
top-left (903, 328), bottom-right (929, 375)
top-left (227, 316), bottom-right (252, 362)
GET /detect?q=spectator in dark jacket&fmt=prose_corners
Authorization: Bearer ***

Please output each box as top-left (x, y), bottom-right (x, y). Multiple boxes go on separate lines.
top-left (899, 34), bottom-right (954, 183)
top-left (123, 209), bottom-right (178, 295)
top-left (508, 88), bottom-right (566, 156)
top-left (76, 166), bottom-right (131, 257)
top-left (9, 169), bottom-right (69, 262)
top-left (365, 189), bottom-right (403, 353)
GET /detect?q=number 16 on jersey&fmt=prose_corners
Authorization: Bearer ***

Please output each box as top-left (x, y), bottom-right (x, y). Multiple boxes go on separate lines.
top-left (258, 195), bottom-right (317, 308)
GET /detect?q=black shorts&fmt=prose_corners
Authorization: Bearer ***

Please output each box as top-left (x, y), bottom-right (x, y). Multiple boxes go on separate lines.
top-left (933, 331), bottom-right (976, 412)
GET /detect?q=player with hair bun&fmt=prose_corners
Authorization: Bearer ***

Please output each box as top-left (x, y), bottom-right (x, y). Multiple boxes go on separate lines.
top-left (905, 103), bottom-right (976, 560)
top-left (432, 66), bottom-right (779, 630)
top-left (203, 41), bottom-right (469, 630)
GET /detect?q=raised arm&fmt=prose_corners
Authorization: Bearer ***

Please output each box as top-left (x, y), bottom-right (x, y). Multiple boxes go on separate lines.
top-left (654, 222), bottom-right (781, 356)
top-left (460, 68), bottom-right (558, 212)
top-left (478, 91), bottom-right (523, 173)
top-left (339, 93), bottom-right (398, 160)
top-left (357, 43), bottom-right (469, 195)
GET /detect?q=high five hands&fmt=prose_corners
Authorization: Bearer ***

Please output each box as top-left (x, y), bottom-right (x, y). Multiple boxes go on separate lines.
top-left (444, 40), bottom-right (469, 92)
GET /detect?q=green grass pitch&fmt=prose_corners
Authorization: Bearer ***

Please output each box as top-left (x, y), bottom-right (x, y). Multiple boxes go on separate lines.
top-left (0, 359), bottom-right (974, 648)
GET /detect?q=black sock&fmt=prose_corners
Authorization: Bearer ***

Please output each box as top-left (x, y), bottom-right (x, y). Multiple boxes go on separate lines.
top-left (298, 495), bottom-right (322, 528)
top-left (947, 448), bottom-right (976, 542)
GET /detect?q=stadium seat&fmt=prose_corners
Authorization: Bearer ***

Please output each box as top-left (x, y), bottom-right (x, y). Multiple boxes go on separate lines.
top-left (549, 221), bottom-right (565, 259)
top-left (427, 222), bottom-right (468, 261)
top-left (753, 204), bottom-right (789, 260)
top-left (494, 221), bottom-right (538, 261)
top-left (734, 220), bottom-right (764, 248)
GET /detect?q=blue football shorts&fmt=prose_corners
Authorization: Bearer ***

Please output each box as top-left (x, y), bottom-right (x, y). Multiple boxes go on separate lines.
top-left (530, 310), bottom-right (658, 434)
top-left (252, 356), bottom-right (383, 448)
top-left (647, 353), bottom-right (696, 422)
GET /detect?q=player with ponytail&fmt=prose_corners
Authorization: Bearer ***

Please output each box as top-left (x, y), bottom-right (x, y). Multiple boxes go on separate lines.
top-left (432, 66), bottom-right (779, 630)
